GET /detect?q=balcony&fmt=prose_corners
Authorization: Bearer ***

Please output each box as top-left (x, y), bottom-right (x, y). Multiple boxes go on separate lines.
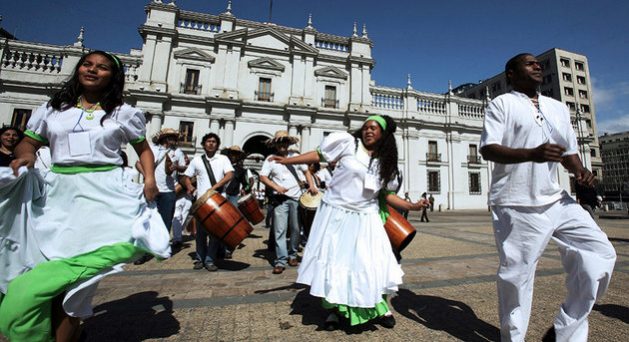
top-left (467, 155), bottom-right (481, 164)
top-left (180, 83), bottom-right (202, 95)
top-left (254, 91), bottom-right (274, 102)
top-left (426, 153), bottom-right (441, 162)
top-left (321, 98), bottom-right (339, 109)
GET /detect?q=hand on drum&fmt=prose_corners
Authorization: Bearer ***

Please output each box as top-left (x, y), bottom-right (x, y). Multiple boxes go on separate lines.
top-left (307, 186), bottom-right (319, 195)
top-left (186, 186), bottom-right (197, 196)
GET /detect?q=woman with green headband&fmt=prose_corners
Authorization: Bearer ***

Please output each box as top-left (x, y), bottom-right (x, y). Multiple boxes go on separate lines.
top-left (271, 114), bottom-right (426, 331)
top-left (1, 51), bottom-right (167, 341)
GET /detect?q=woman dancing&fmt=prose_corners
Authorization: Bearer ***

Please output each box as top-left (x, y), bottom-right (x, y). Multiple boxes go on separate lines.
top-left (0, 50), bottom-right (168, 341)
top-left (271, 115), bottom-right (425, 330)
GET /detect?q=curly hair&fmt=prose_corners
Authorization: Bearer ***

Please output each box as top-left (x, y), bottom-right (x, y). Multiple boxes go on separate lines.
top-left (48, 50), bottom-right (125, 125)
top-left (352, 115), bottom-right (399, 185)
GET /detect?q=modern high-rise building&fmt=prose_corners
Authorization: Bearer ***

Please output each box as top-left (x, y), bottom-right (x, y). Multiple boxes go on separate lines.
top-left (599, 131), bottom-right (629, 202)
top-left (455, 48), bottom-right (602, 180)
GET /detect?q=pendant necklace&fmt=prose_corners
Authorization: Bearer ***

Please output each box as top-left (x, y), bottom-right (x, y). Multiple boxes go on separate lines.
top-left (77, 96), bottom-right (100, 120)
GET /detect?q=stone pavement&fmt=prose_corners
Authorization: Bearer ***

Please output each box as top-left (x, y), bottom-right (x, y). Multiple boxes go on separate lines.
top-left (4, 210), bottom-right (628, 341)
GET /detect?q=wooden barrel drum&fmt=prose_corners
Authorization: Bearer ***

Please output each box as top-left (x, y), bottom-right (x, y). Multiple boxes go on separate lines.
top-left (384, 205), bottom-right (417, 252)
top-left (191, 190), bottom-right (253, 250)
top-left (237, 193), bottom-right (265, 225)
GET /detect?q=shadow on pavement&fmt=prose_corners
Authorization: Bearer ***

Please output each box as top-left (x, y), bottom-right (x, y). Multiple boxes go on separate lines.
top-left (392, 289), bottom-right (500, 341)
top-left (289, 289), bottom-right (381, 334)
top-left (608, 237), bottom-right (629, 243)
top-left (593, 304), bottom-right (629, 324)
top-left (82, 291), bottom-right (179, 341)
top-left (216, 259), bottom-right (250, 271)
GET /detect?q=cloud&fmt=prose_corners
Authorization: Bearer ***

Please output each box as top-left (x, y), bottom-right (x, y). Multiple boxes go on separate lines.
top-left (592, 78), bottom-right (629, 134)
top-left (592, 78), bottom-right (629, 112)
top-left (597, 113), bottom-right (629, 135)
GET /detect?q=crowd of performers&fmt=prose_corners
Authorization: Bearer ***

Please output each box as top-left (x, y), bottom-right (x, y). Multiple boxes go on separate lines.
top-left (0, 51), bottom-right (617, 342)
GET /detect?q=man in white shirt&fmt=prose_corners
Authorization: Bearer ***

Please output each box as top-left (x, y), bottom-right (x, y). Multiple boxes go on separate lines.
top-left (480, 53), bottom-right (616, 342)
top-left (260, 130), bottom-right (308, 274)
top-left (182, 133), bottom-right (234, 272)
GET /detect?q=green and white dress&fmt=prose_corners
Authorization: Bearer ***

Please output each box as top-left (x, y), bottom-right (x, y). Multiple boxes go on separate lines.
top-left (296, 132), bottom-right (403, 325)
top-left (0, 102), bottom-right (170, 342)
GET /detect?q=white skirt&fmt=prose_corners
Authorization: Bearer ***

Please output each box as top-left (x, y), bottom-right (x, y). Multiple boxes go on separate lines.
top-left (0, 167), bottom-right (170, 317)
top-left (296, 201), bottom-right (403, 308)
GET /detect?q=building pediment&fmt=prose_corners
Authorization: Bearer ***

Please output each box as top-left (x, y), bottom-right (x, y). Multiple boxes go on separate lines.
top-left (215, 27), bottom-right (317, 55)
top-left (315, 66), bottom-right (348, 80)
top-left (173, 47), bottom-right (215, 63)
top-left (247, 57), bottom-right (285, 72)
top-left (247, 27), bottom-right (291, 51)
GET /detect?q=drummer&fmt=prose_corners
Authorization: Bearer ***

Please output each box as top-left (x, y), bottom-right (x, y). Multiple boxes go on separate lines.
top-left (260, 130), bottom-right (312, 275)
top-left (270, 115), bottom-right (426, 330)
top-left (182, 133), bottom-right (234, 272)
top-left (222, 145), bottom-right (252, 259)
top-left (222, 145), bottom-right (251, 205)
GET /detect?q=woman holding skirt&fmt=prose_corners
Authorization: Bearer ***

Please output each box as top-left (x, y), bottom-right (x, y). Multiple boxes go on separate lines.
top-left (271, 115), bottom-right (425, 330)
top-left (0, 51), bottom-right (169, 341)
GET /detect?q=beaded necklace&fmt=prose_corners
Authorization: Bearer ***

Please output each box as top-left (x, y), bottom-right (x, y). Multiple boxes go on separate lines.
top-left (76, 96), bottom-right (100, 120)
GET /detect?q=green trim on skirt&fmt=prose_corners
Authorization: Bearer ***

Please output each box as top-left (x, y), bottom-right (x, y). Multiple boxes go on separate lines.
top-left (322, 297), bottom-right (390, 326)
top-left (0, 242), bottom-right (142, 342)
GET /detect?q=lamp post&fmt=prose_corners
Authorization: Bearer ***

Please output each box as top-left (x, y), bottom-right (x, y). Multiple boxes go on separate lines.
top-left (574, 104), bottom-right (588, 164)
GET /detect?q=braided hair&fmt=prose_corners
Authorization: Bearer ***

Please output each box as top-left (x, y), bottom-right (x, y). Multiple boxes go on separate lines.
top-left (48, 50), bottom-right (125, 125)
top-left (352, 115), bottom-right (399, 185)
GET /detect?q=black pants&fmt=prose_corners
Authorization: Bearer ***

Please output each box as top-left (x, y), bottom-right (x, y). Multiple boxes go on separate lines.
top-left (420, 208), bottom-right (429, 222)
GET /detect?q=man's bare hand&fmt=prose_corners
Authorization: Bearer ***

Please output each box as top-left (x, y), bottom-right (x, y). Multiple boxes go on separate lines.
top-left (530, 143), bottom-right (566, 163)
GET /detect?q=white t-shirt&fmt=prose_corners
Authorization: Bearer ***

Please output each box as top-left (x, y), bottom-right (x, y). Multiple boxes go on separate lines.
top-left (183, 153), bottom-right (234, 197)
top-left (260, 152), bottom-right (307, 201)
top-left (318, 132), bottom-right (399, 212)
top-left (151, 145), bottom-right (186, 192)
top-left (480, 91), bottom-right (578, 207)
top-left (26, 103), bottom-right (145, 166)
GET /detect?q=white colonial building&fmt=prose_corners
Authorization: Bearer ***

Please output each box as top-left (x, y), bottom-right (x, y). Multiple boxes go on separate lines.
top-left (0, 0), bottom-right (576, 209)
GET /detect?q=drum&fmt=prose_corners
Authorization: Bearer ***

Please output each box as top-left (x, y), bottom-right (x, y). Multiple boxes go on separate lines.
top-left (384, 205), bottom-right (417, 252)
top-left (298, 191), bottom-right (323, 239)
top-left (299, 191), bottom-right (323, 210)
top-left (190, 190), bottom-right (253, 251)
top-left (238, 193), bottom-right (264, 225)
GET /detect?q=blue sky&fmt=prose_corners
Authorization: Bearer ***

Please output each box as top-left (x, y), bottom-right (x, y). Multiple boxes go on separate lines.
top-left (2, 0), bottom-right (628, 134)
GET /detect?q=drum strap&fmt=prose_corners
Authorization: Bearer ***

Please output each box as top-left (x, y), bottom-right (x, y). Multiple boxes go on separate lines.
top-left (201, 155), bottom-right (221, 191)
top-left (285, 164), bottom-right (305, 189)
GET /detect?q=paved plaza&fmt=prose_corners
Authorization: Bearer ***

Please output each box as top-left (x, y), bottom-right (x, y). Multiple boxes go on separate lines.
top-left (4, 210), bottom-right (628, 341)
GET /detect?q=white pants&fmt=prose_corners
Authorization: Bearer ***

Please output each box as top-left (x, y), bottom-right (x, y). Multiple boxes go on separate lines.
top-left (171, 195), bottom-right (193, 243)
top-left (492, 193), bottom-right (616, 342)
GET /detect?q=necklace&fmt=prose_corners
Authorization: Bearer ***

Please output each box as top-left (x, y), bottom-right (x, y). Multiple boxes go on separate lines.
top-left (77, 96), bottom-right (100, 120)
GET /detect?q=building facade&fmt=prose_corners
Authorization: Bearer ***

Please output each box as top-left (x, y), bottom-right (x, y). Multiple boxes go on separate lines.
top-left (0, 1), bottom-right (577, 209)
top-left (455, 48), bottom-right (600, 181)
top-left (599, 131), bottom-right (629, 202)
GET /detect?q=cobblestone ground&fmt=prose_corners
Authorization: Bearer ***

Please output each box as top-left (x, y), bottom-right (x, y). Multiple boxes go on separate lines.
top-left (2, 210), bottom-right (627, 341)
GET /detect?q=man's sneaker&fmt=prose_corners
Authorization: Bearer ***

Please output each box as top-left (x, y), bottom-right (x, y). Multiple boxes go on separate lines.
top-left (193, 261), bottom-right (204, 270)
top-left (205, 263), bottom-right (218, 272)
